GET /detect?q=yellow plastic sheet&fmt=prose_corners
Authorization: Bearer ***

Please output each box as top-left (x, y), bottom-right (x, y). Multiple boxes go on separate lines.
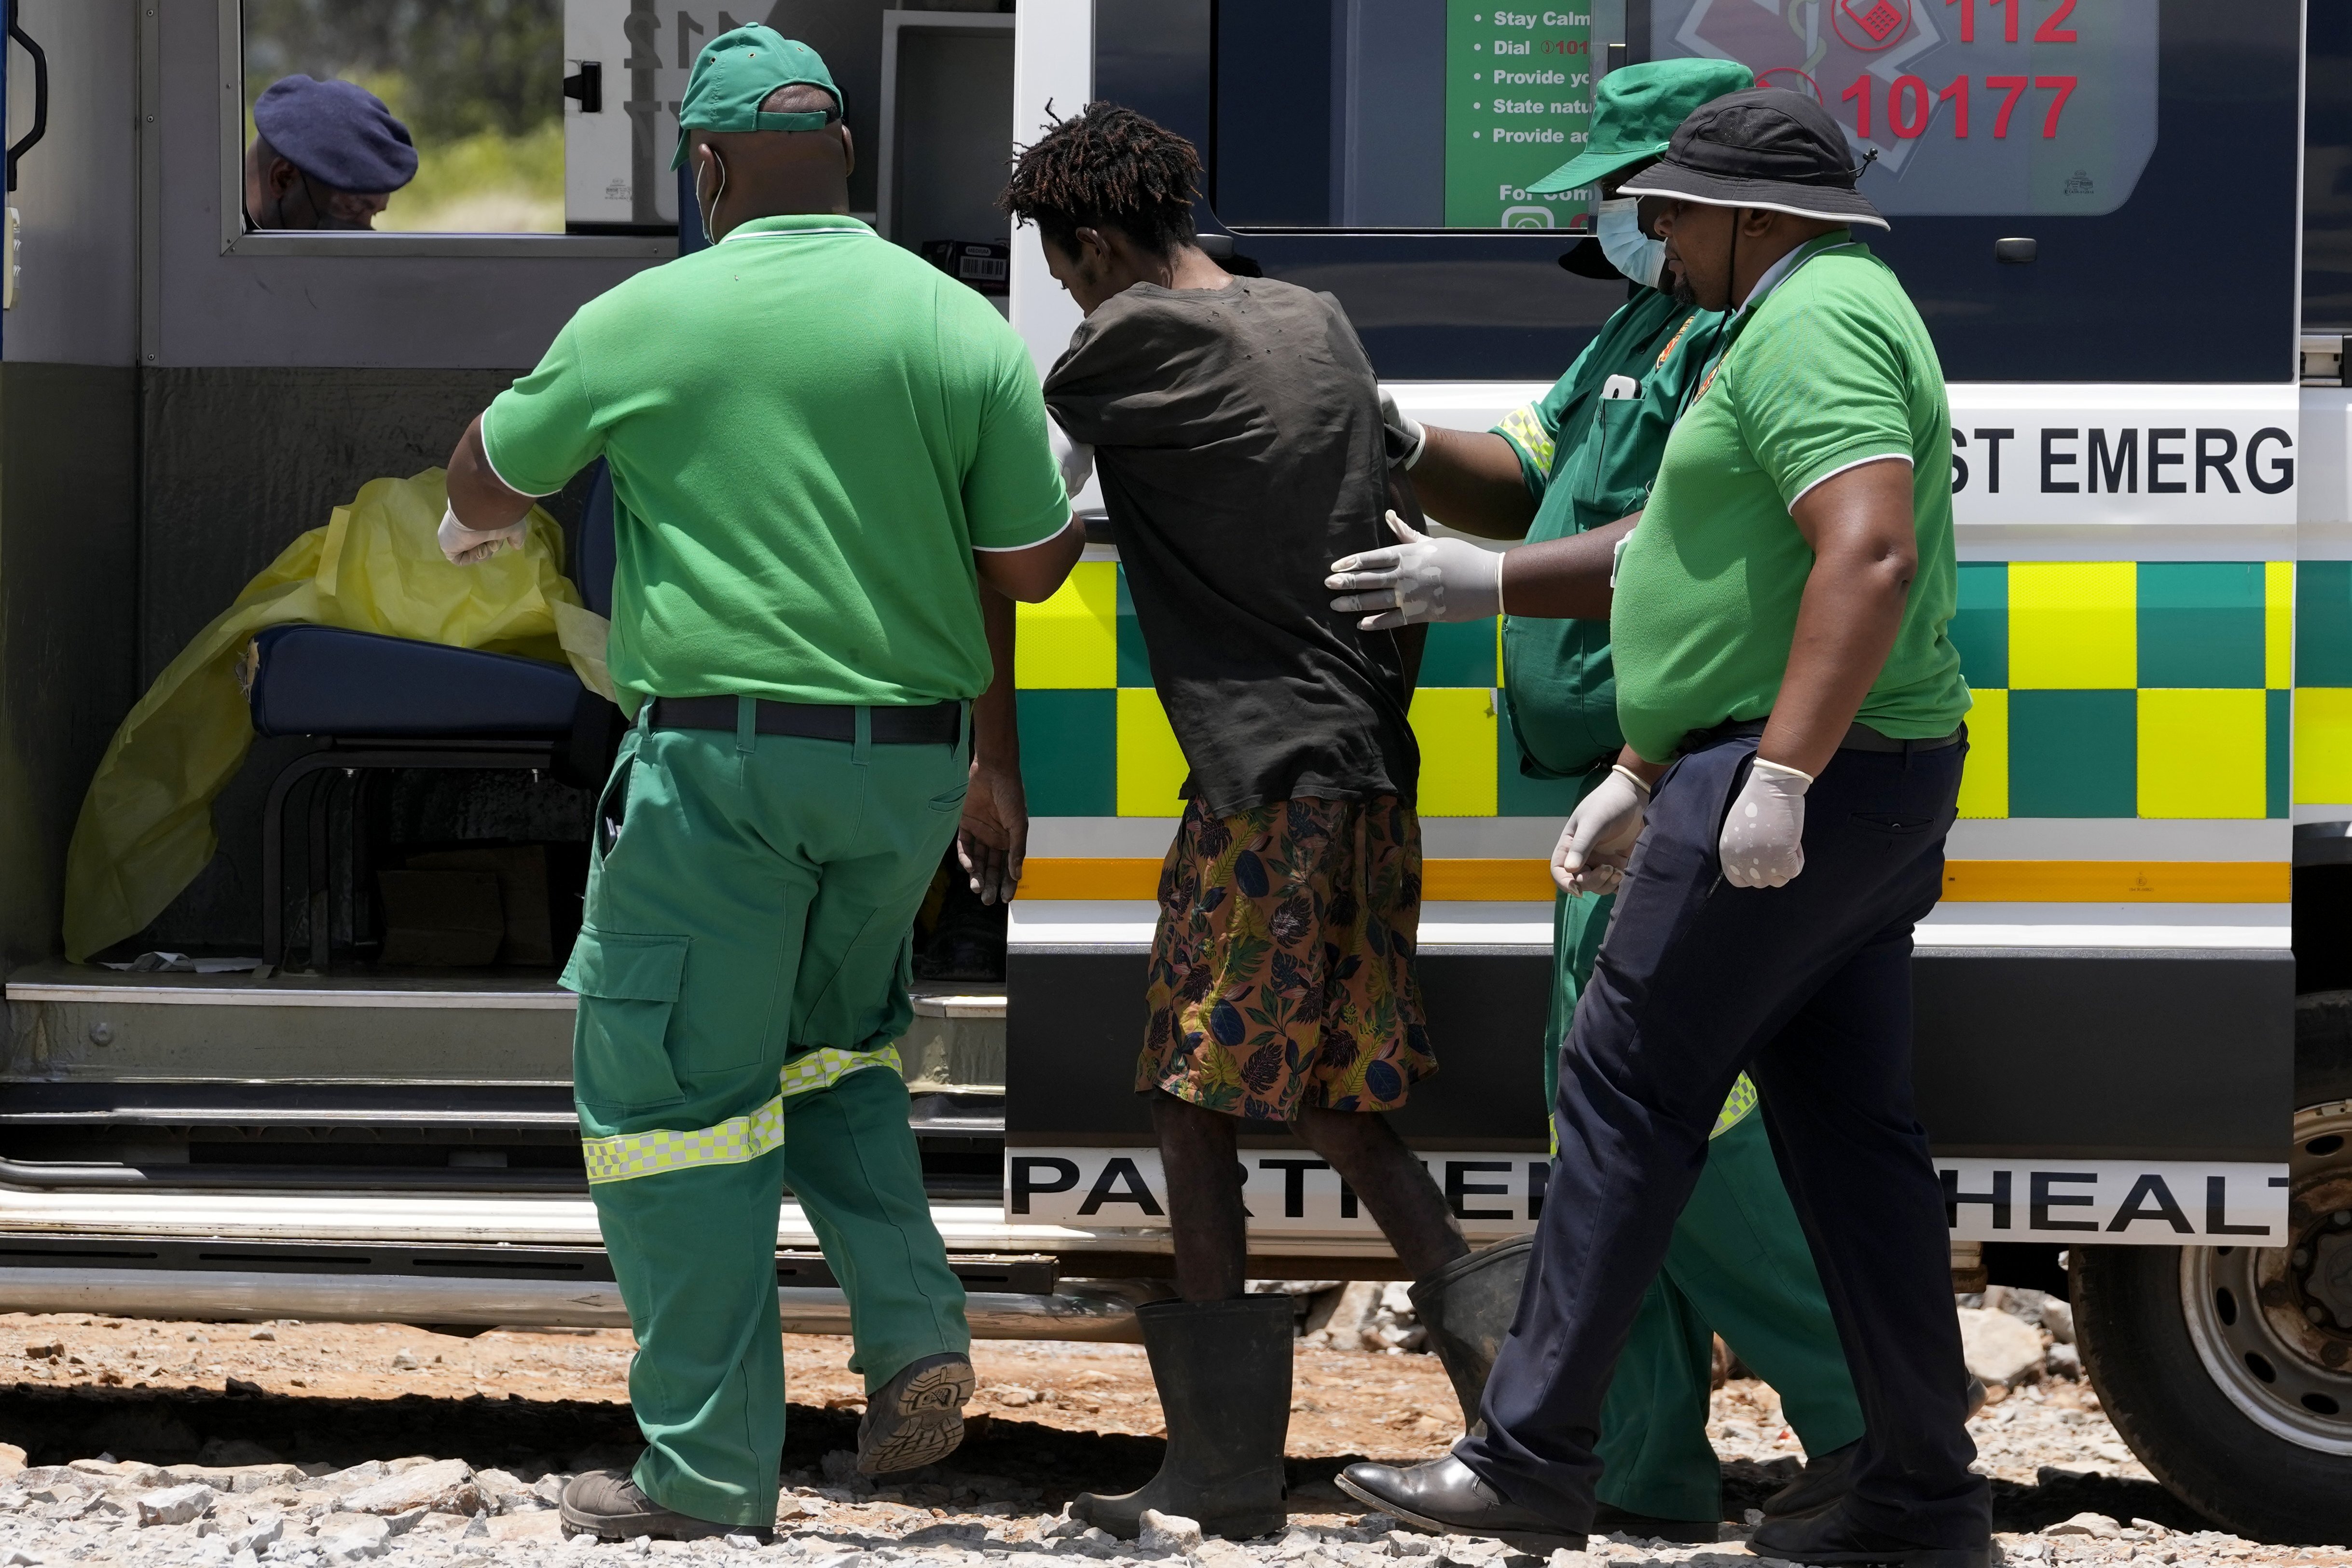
top-left (63, 469), bottom-right (611, 963)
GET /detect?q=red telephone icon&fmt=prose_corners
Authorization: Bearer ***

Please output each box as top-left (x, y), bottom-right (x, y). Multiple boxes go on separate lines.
top-left (1840, 0), bottom-right (1906, 44)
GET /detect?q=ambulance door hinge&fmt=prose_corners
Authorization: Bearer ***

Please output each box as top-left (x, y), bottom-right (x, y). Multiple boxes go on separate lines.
top-left (564, 60), bottom-right (604, 114)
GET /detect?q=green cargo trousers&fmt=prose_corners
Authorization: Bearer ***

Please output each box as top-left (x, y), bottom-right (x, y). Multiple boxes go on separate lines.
top-left (1550, 890), bottom-right (1866, 1523)
top-left (564, 702), bottom-right (973, 1528)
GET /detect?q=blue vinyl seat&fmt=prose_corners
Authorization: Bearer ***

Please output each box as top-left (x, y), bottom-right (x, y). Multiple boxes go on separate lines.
top-left (247, 624), bottom-right (587, 738)
top-left (248, 463), bottom-right (621, 968)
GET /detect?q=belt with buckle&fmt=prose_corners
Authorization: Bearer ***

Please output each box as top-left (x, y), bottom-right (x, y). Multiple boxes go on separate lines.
top-left (1689, 717), bottom-right (1965, 755)
top-left (648, 696), bottom-right (963, 745)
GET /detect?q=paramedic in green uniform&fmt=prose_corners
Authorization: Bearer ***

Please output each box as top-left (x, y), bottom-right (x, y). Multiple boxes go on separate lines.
top-left (439, 28), bottom-right (1081, 1543)
top-left (1326, 59), bottom-right (1865, 1539)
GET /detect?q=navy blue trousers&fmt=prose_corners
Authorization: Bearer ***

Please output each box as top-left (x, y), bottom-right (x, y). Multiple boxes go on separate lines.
top-left (1457, 732), bottom-right (1990, 1549)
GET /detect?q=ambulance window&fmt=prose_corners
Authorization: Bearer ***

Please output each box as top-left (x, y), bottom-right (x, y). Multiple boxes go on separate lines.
top-left (1212, 0), bottom-right (2159, 231)
top-left (237, 3), bottom-right (951, 241)
top-left (1216, 2), bottom-right (1610, 231)
top-left (240, 0), bottom-right (566, 234)
top-left (1648, 0), bottom-right (2159, 219)
top-left (555, 2), bottom-right (904, 236)
top-left (2307, 0), bottom-right (2352, 331)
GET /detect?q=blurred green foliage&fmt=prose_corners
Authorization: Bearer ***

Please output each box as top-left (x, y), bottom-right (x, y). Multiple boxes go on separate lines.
top-left (377, 119), bottom-right (565, 233)
top-left (243, 0), bottom-right (561, 142)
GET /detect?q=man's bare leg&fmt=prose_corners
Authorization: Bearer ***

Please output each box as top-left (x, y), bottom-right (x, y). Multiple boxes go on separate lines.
top-left (1293, 1102), bottom-right (1469, 1281)
top-left (1152, 1090), bottom-right (1249, 1302)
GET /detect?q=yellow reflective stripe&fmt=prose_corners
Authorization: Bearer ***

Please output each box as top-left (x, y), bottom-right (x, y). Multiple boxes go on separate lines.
top-left (1551, 1072), bottom-right (1759, 1156)
top-left (583, 1095), bottom-right (784, 1185)
top-left (1711, 1073), bottom-right (1760, 1139)
top-left (778, 1045), bottom-right (902, 1100)
top-left (1494, 403), bottom-right (1556, 482)
top-left (580, 1046), bottom-right (902, 1186)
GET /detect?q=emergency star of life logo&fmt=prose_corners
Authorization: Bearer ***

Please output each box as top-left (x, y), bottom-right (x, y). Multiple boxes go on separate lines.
top-left (1668, 0), bottom-right (1950, 177)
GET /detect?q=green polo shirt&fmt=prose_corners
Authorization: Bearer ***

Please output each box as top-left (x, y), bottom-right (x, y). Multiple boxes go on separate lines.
top-left (482, 214), bottom-right (1070, 708)
top-left (1494, 287), bottom-right (1727, 785)
top-left (1610, 234), bottom-right (1970, 765)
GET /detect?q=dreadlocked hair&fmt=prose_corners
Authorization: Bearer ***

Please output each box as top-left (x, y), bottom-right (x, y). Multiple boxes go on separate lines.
top-left (1000, 101), bottom-right (1201, 257)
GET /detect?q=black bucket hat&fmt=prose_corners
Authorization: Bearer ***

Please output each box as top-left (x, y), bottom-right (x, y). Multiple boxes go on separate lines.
top-left (1618, 86), bottom-right (1885, 230)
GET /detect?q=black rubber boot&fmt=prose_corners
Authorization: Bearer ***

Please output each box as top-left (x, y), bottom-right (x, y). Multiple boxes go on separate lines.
top-left (1073, 1295), bottom-right (1293, 1540)
top-left (1409, 1236), bottom-right (1532, 1430)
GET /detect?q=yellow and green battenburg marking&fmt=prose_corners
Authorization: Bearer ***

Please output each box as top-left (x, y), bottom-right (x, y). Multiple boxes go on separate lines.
top-left (579, 1045), bottom-right (903, 1185)
top-left (1014, 558), bottom-right (2349, 819)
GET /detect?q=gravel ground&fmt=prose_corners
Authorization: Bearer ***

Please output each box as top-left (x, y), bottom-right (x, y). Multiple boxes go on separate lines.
top-left (0, 1312), bottom-right (2329, 1567)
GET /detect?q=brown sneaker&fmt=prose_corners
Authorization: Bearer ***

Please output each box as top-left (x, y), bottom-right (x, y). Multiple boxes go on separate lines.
top-left (559, 1469), bottom-right (765, 1542)
top-left (857, 1351), bottom-right (976, 1475)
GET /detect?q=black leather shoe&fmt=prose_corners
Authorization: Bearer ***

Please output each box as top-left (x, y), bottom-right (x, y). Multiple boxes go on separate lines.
top-left (1335, 1456), bottom-right (1585, 1552)
top-left (1591, 1503), bottom-right (1718, 1543)
top-left (1750, 1504), bottom-right (1989, 1568)
top-left (1761, 1439), bottom-right (1858, 1519)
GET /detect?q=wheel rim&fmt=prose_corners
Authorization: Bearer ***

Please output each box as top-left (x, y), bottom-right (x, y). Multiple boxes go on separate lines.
top-left (2180, 1099), bottom-right (2352, 1454)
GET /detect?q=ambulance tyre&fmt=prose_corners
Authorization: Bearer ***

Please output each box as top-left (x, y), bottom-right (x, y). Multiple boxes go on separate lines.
top-left (2073, 1027), bottom-right (2352, 1544)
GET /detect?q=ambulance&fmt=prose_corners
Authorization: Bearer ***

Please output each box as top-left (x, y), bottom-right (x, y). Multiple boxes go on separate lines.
top-left (0, 0), bottom-right (2341, 1541)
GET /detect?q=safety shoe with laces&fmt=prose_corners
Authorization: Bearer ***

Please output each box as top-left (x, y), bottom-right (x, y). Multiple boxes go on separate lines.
top-left (857, 1350), bottom-right (976, 1475)
top-left (559, 1469), bottom-right (766, 1542)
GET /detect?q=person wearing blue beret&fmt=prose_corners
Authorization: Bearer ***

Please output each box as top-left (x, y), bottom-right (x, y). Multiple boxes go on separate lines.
top-left (244, 74), bottom-right (419, 230)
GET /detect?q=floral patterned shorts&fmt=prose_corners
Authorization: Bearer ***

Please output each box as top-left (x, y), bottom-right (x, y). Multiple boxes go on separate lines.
top-left (1139, 795), bottom-right (1435, 1120)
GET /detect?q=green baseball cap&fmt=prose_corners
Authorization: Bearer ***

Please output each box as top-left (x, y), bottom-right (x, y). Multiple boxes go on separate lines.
top-left (1526, 57), bottom-right (1755, 194)
top-left (670, 26), bottom-right (843, 169)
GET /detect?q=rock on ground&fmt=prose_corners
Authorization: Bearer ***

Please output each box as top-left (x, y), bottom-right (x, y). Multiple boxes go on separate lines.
top-left (1958, 1304), bottom-right (2047, 1388)
top-left (340, 1456), bottom-right (484, 1516)
top-left (133, 1480), bottom-right (214, 1526)
top-left (1138, 1508), bottom-right (1204, 1552)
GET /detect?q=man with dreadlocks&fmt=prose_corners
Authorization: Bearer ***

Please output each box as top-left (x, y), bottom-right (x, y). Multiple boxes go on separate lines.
top-left (1003, 103), bottom-right (1472, 1541)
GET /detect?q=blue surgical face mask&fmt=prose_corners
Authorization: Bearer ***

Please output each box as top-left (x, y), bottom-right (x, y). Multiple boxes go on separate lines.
top-left (1596, 197), bottom-right (1666, 290)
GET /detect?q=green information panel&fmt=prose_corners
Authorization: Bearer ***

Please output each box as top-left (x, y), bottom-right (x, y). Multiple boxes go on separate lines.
top-left (1444, 4), bottom-right (1598, 228)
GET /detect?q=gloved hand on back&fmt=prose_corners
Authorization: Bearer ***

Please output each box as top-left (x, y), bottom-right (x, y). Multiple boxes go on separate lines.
top-left (1048, 416), bottom-right (1095, 497)
top-left (1326, 510), bottom-right (1505, 631)
top-left (1378, 385), bottom-right (1427, 469)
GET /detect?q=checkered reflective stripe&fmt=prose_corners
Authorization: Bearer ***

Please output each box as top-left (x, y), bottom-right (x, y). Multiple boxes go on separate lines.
top-left (1016, 558), bottom-right (2345, 820)
top-left (777, 1044), bottom-right (902, 1100)
top-left (1494, 403), bottom-right (1557, 482)
top-left (580, 1045), bottom-right (903, 1186)
top-left (1710, 1073), bottom-right (1760, 1138)
top-left (1949, 562), bottom-right (2297, 819)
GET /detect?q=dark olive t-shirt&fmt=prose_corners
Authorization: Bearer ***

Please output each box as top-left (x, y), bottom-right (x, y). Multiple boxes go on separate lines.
top-left (1043, 278), bottom-right (1417, 816)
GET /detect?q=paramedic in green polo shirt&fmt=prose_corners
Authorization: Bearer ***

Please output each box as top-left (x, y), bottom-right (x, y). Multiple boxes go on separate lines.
top-left (1329, 59), bottom-right (1865, 1541)
top-left (440, 28), bottom-right (1080, 1544)
top-left (1337, 90), bottom-right (1985, 1568)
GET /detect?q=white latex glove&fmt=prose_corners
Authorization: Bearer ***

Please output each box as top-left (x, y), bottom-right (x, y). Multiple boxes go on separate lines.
top-left (1552, 765), bottom-right (1652, 895)
top-left (1378, 384), bottom-right (1427, 468)
top-left (439, 504), bottom-right (527, 565)
top-left (1719, 758), bottom-right (1814, 888)
top-left (1326, 510), bottom-right (1506, 631)
top-left (1048, 417), bottom-right (1095, 496)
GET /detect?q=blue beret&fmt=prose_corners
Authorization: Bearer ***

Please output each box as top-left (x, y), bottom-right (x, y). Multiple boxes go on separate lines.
top-left (252, 75), bottom-right (418, 194)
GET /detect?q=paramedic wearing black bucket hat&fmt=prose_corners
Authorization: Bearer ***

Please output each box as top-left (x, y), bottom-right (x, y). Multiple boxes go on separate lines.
top-left (1337, 89), bottom-right (1985, 1568)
